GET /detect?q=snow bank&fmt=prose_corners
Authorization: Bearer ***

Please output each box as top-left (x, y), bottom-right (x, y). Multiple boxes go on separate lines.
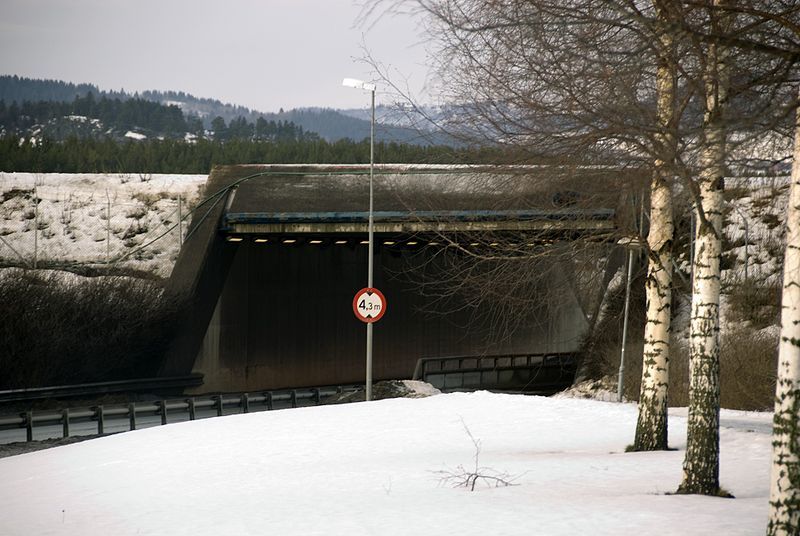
top-left (554, 375), bottom-right (620, 402)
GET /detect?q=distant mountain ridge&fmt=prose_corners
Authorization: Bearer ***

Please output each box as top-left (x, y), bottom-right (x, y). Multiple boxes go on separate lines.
top-left (0, 75), bottom-right (446, 145)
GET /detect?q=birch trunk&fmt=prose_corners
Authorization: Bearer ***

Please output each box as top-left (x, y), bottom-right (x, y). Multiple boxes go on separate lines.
top-left (767, 99), bottom-right (800, 535)
top-left (634, 0), bottom-right (675, 451)
top-left (678, 1), bottom-right (727, 495)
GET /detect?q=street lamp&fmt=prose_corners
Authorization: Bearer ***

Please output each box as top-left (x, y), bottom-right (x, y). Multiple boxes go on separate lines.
top-left (343, 77), bottom-right (376, 401)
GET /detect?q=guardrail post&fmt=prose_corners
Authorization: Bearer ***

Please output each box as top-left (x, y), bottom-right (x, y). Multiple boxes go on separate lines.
top-left (265, 392), bottom-right (273, 410)
top-left (216, 395), bottom-right (224, 416)
top-left (96, 406), bottom-right (104, 435)
top-left (160, 400), bottom-right (168, 425)
top-left (241, 393), bottom-right (250, 414)
top-left (312, 388), bottom-right (321, 405)
top-left (25, 411), bottom-right (33, 442)
top-left (188, 397), bottom-right (196, 420)
top-left (62, 408), bottom-right (70, 438)
top-left (337, 385), bottom-right (344, 395)
top-left (290, 390), bottom-right (297, 408)
top-left (128, 402), bottom-right (136, 430)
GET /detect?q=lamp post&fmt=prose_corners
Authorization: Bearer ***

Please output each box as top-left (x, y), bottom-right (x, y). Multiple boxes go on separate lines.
top-left (343, 77), bottom-right (376, 401)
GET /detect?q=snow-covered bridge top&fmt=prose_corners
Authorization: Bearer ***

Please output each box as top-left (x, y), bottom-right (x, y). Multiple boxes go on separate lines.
top-left (210, 163), bottom-right (627, 236)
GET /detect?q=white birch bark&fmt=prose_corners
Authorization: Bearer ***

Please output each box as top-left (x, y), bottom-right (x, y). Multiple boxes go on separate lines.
top-left (634, 173), bottom-right (673, 450)
top-left (634, 0), bottom-right (675, 451)
top-left (767, 100), bottom-right (800, 535)
top-left (678, 0), bottom-right (727, 495)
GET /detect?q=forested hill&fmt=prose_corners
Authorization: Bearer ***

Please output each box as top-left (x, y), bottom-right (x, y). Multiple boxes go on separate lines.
top-left (0, 75), bottom-right (444, 144)
top-left (0, 93), bottom-right (315, 144)
top-left (0, 75), bottom-right (104, 104)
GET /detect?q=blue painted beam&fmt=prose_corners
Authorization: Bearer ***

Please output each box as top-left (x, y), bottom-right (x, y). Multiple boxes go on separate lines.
top-left (224, 208), bottom-right (614, 225)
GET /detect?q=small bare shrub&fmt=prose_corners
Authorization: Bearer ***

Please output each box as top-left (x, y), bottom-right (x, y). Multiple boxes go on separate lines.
top-left (726, 279), bottom-right (780, 330)
top-left (131, 191), bottom-right (168, 207)
top-left (433, 420), bottom-right (520, 491)
top-left (760, 213), bottom-right (782, 230)
top-left (126, 206), bottom-right (148, 220)
top-left (1, 188), bottom-right (33, 203)
top-left (122, 220), bottom-right (149, 239)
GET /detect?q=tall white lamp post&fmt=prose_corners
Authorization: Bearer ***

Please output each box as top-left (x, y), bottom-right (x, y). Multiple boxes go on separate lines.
top-left (343, 77), bottom-right (377, 401)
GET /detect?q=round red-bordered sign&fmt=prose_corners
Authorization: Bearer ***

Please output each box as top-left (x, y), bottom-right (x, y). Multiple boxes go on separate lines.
top-left (353, 287), bottom-right (387, 323)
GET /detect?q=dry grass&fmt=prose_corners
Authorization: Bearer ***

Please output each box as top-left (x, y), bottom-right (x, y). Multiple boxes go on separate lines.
top-left (583, 281), bottom-right (778, 410)
top-left (608, 328), bottom-right (777, 411)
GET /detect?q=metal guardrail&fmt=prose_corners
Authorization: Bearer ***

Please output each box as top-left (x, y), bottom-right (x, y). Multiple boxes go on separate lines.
top-left (413, 352), bottom-right (577, 393)
top-left (0, 375), bottom-right (205, 403)
top-left (0, 386), bottom-right (359, 443)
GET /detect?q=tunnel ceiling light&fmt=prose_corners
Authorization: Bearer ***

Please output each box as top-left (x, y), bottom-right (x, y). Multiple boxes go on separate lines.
top-left (254, 238), bottom-right (269, 243)
top-left (383, 240), bottom-right (396, 245)
top-left (335, 240), bottom-right (348, 245)
top-left (429, 241), bottom-right (440, 246)
top-left (309, 239), bottom-right (323, 244)
top-left (406, 241), bottom-right (418, 246)
top-left (469, 242), bottom-right (480, 247)
top-left (489, 242), bottom-right (499, 247)
top-left (282, 239), bottom-right (297, 244)
top-left (360, 240), bottom-right (370, 245)
top-left (227, 236), bottom-right (243, 242)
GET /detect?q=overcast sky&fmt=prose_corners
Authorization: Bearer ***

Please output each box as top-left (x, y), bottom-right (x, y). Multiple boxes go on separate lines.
top-left (0, 0), bottom-right (430, 112)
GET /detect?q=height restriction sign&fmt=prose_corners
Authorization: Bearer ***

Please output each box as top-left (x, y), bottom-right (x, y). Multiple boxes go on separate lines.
top-left (353, 287), bottom-right (387, 323)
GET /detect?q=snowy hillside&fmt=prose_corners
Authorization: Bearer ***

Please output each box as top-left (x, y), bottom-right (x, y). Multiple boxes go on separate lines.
top-left (0, 173), bottom-right (206, 277)
top-left (0, 392), bottom-right (772, 535)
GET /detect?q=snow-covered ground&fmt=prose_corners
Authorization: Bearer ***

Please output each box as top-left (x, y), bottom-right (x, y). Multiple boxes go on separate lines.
top-left (0, 173), bottom-right (206, 277)
top-left (0, 392), bottom-right (772, 536)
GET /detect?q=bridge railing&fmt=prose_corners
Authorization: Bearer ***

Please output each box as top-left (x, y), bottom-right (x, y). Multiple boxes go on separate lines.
top-left (0, 375), bottom-right (204, 404)
top-left (0, 385), bottom-right (360, 444)
top-left (412, 352), bottom-right (577, 394)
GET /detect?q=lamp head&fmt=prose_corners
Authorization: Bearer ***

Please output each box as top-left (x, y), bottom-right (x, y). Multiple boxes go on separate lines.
top-left (342, 77), bottom-right (376, 91)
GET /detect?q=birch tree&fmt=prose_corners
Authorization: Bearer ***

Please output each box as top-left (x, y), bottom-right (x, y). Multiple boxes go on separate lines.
top-left (633, 0), bottom-right (679, 452)
top-left (661, 0), bottom-right (800, 500)
top-left (769, 95), bottom-right (800, 535)
top-left (676, 0), bottom-right (730, 495)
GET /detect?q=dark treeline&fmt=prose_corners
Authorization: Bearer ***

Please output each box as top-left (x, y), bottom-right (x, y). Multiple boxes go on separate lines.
top-left (0, 93), bottom-right (316, 142)
top-left (0, 74), bottom-right (102, 104)
top-left (0, 136), bottom-right (503, 173)
top-left (1, 93), bottom-right (189, 137)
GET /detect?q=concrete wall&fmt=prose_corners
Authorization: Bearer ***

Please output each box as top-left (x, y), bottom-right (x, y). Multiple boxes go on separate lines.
top-left (190, 240), bottom-right (588, 392)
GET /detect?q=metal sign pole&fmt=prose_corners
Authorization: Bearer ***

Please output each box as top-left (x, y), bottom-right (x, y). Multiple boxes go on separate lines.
top-left (366, 87), bottom-right (375, 402)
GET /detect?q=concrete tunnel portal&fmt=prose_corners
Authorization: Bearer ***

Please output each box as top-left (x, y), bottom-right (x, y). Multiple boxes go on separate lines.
top-left (159, 164), bottom-right (624, 394)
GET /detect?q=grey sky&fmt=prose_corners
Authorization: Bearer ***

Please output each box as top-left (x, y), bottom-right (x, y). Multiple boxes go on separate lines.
top-left (0, 0), bottom-right (429, 112)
